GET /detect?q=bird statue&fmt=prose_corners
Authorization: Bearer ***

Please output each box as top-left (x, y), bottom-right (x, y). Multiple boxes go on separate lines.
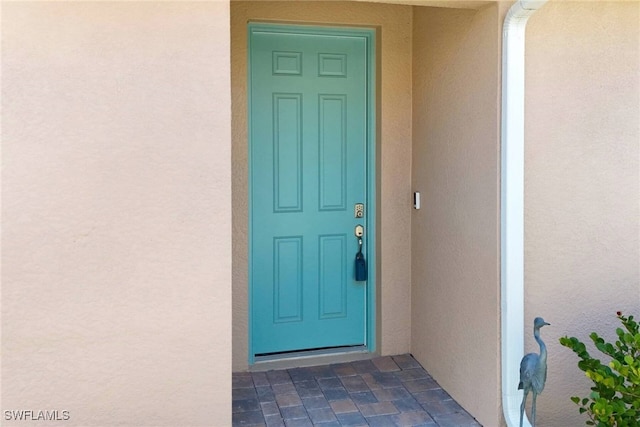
top-left (519, 317), bottom-right (550, 427)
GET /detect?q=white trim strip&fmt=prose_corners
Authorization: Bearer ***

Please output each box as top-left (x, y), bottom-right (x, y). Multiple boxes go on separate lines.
top-left (501, 1), bottom-right (547, 426)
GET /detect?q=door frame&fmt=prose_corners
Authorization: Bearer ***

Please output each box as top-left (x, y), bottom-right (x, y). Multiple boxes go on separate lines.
top-left (247, 22), bottom-right (377, 365)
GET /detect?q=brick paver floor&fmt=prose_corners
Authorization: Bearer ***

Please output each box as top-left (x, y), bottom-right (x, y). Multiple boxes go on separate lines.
top-left (233, 354), bottom-right (482, 427)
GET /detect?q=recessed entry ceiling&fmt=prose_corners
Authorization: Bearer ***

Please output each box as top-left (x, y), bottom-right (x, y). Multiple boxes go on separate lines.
top-left (351, 0), bottom-right (492, 9)
top-left (231, 0), bottom-right (494, 10)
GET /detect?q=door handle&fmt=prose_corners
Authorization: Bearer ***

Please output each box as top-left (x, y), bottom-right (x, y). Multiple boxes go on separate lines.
top-left (354, 225), bottom-right (367, 281)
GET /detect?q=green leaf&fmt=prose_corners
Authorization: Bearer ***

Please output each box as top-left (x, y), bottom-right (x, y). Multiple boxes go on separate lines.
top-left (564, 312), bottom-right (640, 426)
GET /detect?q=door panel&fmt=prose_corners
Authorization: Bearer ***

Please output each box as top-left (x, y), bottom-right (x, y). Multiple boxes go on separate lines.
top-left (249, 25), bottom-right (372, 356)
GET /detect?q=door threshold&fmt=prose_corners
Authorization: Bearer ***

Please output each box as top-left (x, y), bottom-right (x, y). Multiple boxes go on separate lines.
top-left (250, 346), bottom-right (374, 372)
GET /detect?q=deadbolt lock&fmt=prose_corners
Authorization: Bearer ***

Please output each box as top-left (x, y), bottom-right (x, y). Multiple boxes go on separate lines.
top-left (355, 203), bottom-right (364, 218)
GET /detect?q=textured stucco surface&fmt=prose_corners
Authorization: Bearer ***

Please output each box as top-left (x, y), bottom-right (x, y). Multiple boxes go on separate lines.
top-left (231, 1), bottom-right (413, 371)
top-left (352, 0), bottom-right (492, 9)
top-left (1, 2), bottom-right (232, 425)
top-left (3, 2), bottom-right (636, 427)
top-left (410, 5), bottom-right (501, 427)
top-left (524, 2), bottom-right (640, 426)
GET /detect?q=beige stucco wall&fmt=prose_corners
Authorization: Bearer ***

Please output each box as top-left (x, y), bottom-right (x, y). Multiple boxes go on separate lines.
top-left (231, 1), bottom-right (413, 370)
top-left (524, 2), bottom-right (640, 426)
top-left (410, 4), bottom-right (502, 427)
top-left (1, 2), bottom-right (232, 426)
top-left (4, 2), bottom-right (635, 426)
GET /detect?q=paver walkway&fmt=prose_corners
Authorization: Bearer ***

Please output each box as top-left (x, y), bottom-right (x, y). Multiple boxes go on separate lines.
top-left (233, 354), bottom-right (482, 427)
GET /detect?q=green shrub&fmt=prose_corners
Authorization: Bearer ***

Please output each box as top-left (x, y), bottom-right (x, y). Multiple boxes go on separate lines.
top-left (559, 312), bottom-right (640, 426)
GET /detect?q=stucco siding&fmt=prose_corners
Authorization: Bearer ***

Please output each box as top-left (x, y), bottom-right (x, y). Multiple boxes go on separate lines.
top-left (1, 2), bottom-right (232, 425)
top-left (410, 5), bottom-right (502, 427)
top-left (524, 2), bottom-right (640, 426)
top-left (231, 1), bottom-right (413, 370)
top-left (2, 2), bottom-right (637, 427)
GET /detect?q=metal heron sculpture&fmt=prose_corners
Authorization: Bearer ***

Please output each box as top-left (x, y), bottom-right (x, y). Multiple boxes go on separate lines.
top-left (519, 317), bottom-right (550, 427)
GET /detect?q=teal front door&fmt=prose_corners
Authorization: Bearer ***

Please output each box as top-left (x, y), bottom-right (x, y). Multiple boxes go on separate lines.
top-left (249, 24), bottom-right (375, 358)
